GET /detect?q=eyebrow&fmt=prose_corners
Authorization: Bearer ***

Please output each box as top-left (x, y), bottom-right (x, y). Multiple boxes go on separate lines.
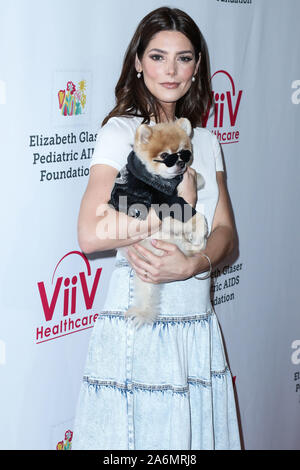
top-left (148, 48), bottom-right (194, 55)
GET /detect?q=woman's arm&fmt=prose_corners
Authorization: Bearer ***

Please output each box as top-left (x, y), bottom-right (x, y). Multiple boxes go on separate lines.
top-left (125, 171), bottom-right (236, 283)
top-left (186, 171), bottom-right (237, 276)
top-left (78, 164), bottom-right (162, 254)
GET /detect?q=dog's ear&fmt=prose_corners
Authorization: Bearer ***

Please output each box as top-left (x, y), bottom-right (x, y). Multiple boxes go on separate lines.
top-left (136, 124), bottom-right (153, 145)
top-left (175, 118), bottom-right (192, 137)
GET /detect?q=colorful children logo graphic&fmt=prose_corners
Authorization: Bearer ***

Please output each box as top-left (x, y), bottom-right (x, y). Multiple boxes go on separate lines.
top-left (58, 80), bottom-right (87, 116)
top-left (56, 429), bottom-right (73, 450)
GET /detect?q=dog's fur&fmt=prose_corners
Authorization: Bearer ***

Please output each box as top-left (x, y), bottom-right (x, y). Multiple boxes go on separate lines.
top-left (108, 118), bottom-right (208, 328)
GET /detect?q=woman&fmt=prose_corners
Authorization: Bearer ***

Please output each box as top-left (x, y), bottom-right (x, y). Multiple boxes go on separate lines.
top-left (72, 6), bottom-right (241, 450)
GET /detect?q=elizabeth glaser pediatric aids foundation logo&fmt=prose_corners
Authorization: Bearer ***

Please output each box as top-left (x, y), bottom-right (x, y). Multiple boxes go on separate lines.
top-left (56, 430), bottom-right (73, 450)
top-left (57, 80), bottom-right (87, 116)
top-left (36, 251), bottom-right (101, 344)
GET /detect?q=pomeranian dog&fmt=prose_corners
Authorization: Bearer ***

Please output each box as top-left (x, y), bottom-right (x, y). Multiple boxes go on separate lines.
top-left (108, 118), bottom-right (208, 328)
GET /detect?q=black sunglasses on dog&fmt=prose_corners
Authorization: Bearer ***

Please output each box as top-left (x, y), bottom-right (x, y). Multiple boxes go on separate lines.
top-left (153, 149), bottom-right (192, 167)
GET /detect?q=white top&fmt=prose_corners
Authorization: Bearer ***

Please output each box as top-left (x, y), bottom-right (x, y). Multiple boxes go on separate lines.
top-left (89, 116), bottom-right (224, 236)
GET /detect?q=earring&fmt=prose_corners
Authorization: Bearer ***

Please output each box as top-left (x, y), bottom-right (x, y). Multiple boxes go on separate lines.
top-left (137, 72), bottom-right (142, 79)
top-left (192, 76), bottom-right (196, 82)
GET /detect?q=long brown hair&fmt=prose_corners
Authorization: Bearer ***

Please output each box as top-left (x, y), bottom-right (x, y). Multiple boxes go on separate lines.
top-left (102, 6), bottom-right (213, 128)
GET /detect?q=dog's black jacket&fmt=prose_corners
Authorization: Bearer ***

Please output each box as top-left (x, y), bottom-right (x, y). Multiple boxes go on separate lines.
top-left (108, 150), bottom-right (197, 223)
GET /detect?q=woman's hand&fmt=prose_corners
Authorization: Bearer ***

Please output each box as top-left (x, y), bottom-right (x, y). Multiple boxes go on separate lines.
top-left (177, 167), bottom-right (198, 208)
top-left (125, 238), bottom-right (194, 283)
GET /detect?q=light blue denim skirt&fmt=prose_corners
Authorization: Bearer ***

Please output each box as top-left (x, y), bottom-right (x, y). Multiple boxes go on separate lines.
top-left (72, 250), bottom-right (241, 450)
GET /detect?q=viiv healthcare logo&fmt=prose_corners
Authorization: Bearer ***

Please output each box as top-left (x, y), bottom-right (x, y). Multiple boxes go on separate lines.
top-left (204, 70), bottom-right (243, 145)
top-left (52, 71), bottom-right (92, 126)
top-left (36, 250), bottom-right (101, 344)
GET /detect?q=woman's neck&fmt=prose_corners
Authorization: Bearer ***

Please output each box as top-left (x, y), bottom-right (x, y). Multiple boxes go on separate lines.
top-left (149, 102), bottom-right (176, 123)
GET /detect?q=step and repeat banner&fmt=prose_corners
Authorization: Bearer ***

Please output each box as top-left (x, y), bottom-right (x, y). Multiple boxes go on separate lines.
top-left (0, 0), bottom-right (299, 450)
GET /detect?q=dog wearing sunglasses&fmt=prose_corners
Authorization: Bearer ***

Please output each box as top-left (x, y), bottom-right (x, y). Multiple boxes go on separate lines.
top-left (108, 117), bottom-right (208, 328)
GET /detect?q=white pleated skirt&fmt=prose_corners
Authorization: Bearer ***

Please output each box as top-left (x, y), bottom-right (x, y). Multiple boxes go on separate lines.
top-left (72, 250), bottom-right (241, 450)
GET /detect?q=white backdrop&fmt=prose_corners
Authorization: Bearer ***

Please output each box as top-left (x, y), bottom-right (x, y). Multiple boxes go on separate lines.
top-left (0, 0), bottom-right (300, 450)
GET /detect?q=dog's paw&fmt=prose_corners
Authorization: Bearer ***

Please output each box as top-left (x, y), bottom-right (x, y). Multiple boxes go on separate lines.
top-left (184, 213), bottom-right (208, 247)
top-left (125, 306), bottom-right (158, 328)
top-left (185, 231), bottom-right (205, 248)
top-left (196, 172), bottom-right (205, 190)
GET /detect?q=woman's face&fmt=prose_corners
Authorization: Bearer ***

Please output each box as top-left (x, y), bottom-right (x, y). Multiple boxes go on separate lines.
top-left (135, 30), bottom-right (201, 109)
